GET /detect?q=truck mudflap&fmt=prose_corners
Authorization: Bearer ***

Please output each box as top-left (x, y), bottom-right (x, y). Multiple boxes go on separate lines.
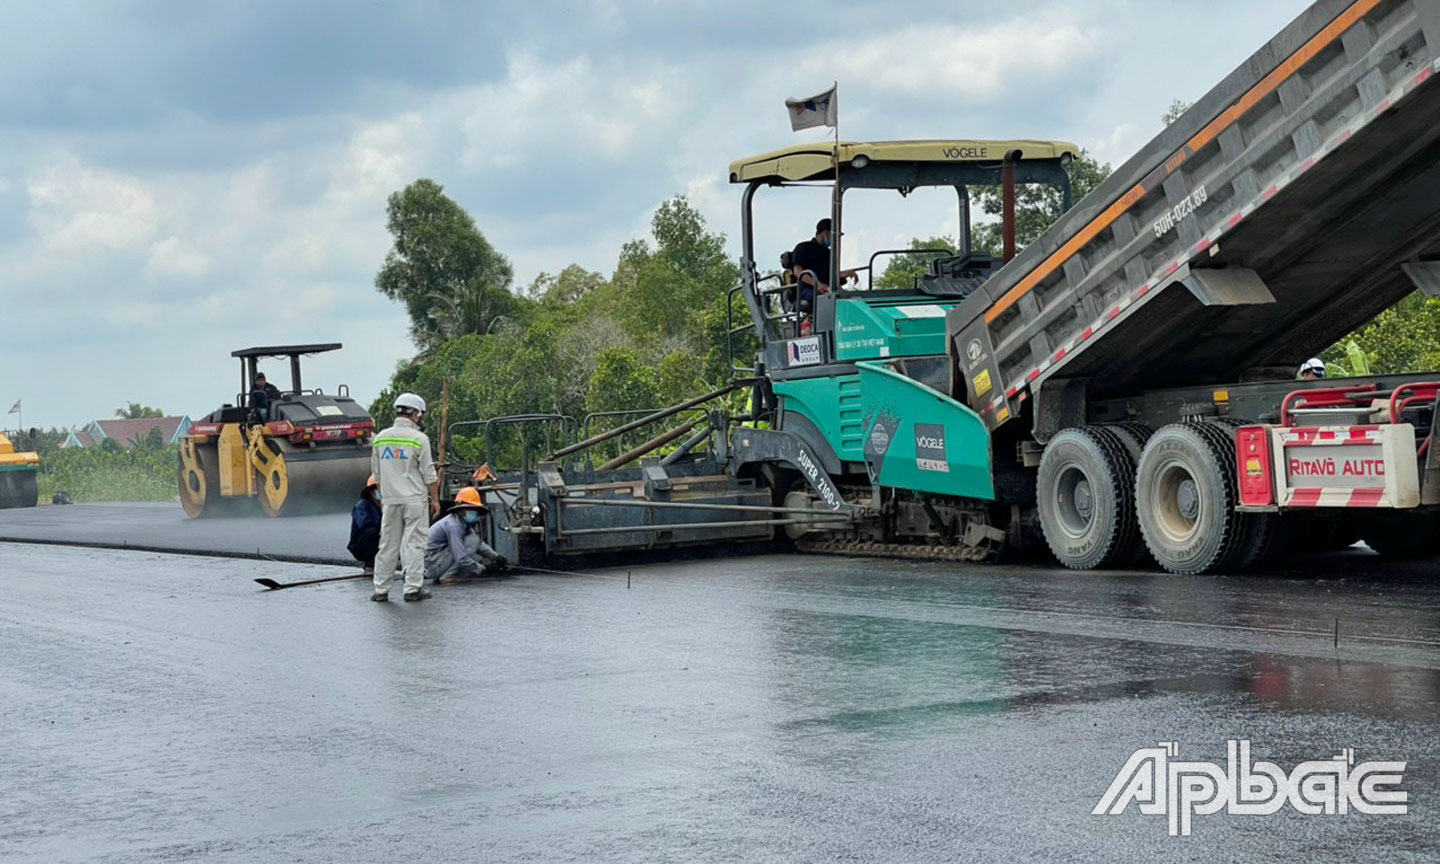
top-left (1236, 423), bottom-right (1420, 511)
top-left (856, 361), bottom-right (994, 500)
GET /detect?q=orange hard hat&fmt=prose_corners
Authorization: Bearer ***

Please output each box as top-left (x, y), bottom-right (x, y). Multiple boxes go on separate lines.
top-left (453, 486), bottom-right (486, 509)
top-left (366, 474), bottom-right (377, 488)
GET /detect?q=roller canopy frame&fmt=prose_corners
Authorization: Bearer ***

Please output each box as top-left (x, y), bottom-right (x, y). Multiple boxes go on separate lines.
top-left (232, 343), bottom-right (343, 398)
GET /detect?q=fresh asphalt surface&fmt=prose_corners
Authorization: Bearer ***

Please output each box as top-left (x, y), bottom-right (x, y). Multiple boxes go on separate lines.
top-left (3, 504), bottom-right (1439, 862)
top-left (0, 502), bottom-right (354, 564)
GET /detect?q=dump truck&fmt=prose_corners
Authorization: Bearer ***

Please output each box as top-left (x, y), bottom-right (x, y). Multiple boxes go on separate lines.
top-left (444, 0), bottom-right (1440, 574)
top-left (179, 344), bottom-right (374, 517)
top-left (938, 0), bottom-right (1440, 572)
top-left (0, 432), bottom-right (40, 509)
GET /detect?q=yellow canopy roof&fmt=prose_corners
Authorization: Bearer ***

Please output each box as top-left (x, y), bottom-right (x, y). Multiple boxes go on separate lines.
top-left (728, 139), bottom-right (1080, 183)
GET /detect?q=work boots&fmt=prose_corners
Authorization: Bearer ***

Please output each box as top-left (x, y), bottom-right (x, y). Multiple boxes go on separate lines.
top-left (403, 588), bottom-right (433, 602)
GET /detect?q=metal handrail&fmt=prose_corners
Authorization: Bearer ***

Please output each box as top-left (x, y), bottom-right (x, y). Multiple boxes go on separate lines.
top-left (581, 408), bottom-right (666, 440)
top-left (728, 275), bottom-right (786, 375)
top-left (446, 414), bottom-right (576, 469)
top-left (579, 408), bottom-right (701, 469)
top-left (865, 248), bottom-right (952, 291)
top-left (551, 383), bottom-right (745, 460)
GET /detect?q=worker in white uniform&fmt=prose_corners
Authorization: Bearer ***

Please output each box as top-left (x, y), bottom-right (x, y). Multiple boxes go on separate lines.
top-left (1297, 358), bottom-right (1327, 381)
top-left (370, 393), bottom-right (440, 601)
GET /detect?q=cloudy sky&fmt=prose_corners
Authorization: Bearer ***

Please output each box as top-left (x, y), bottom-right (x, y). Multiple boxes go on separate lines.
top-left (0, 0), bottom-right (1312, 428)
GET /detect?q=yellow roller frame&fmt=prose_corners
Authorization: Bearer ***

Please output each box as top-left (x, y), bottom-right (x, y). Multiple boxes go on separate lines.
top-left (179, 437), bottom-right (208, 518)
top-left (217, 424), bottom-right (253, 498)
top-left (247, 428), bottom-right (290, 516)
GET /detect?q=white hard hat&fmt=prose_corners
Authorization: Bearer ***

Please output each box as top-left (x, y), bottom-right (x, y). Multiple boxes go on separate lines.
top-left (394, 393), bottom-right (427, 414)
top-left (1300, 358), bottom-right (1326, 375)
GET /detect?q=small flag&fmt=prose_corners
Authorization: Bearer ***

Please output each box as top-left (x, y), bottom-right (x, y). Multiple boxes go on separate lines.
top-left (785, 85), bottom-right (838, 132)
top-left (7, 400), bottom-right (18, 414)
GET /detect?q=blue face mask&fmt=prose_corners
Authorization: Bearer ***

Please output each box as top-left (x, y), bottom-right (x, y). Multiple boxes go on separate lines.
top-left (463, 510), bottom-right (480, 524)
top-left (823, 236), bottom-right (832, 249)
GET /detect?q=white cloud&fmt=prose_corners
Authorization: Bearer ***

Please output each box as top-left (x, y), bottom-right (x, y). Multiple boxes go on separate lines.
top-left (145, 235), bottom-right (213, 278)
top-left (457, 53), bottom-right (678, 167)
top-left (1090, 122), bottom-right (1149, 168)
top-left (0, 0), bottom-right (1320, 427)
top-left (332, 115), bottom-right (418, 209)
top-left (27, 157), bottom-right (158, 253)
top-left (260, 116), bottom-right (416, 275)
top-left (814, 15), bottom-right (1102, 98)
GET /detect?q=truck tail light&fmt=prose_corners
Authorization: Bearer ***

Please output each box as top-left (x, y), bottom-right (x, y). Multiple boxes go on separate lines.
top-left (1236, 425), bottom-right (1274, 507)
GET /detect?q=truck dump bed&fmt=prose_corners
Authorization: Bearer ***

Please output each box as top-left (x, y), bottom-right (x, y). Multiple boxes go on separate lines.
top-left (949, 0), bottom-right (1440, 432)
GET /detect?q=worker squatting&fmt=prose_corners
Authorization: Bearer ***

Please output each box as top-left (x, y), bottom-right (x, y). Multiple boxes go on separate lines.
top-left (350, 392), bottom-right (507, 602)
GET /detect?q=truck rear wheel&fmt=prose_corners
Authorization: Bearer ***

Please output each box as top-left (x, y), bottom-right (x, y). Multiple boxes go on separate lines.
top-left (1104, 423), bottom-right (1153, 465)
top-left (1037, 427), bottom-right (1140, 570)
top-left (1102, 423), bottom-right (1156, 566)
top-left (1201, 418), bottom-right (1277, 570)
top-left (1135, 423), bottom-right (1250, 574)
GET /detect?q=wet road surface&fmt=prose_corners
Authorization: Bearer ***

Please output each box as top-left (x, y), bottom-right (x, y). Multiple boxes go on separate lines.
top-left (3, 537), bottom-right (1440, 862)
top-left (0, 503), bottom-right (351, 564)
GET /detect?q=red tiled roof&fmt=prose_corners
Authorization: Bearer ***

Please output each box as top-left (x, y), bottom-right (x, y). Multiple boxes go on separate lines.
top-left (94, 417), bottom-right (186, 447)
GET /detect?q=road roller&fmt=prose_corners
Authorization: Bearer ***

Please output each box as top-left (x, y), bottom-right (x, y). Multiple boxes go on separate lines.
top-left (179, 344), bottom-right (374, 518)
top-left (0, 432), bottom-right (40, 509)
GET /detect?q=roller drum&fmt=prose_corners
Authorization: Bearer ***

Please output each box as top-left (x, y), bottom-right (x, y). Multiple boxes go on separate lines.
top-left (0, 469), bottom-right (38, 509)
top-left (178, 441), bottom-right (256, 519)
top-left (258, 438), bottom-right (370, 517)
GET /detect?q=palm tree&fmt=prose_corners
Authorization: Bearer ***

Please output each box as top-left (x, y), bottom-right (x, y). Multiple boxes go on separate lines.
top-left (425, 280), bottom-right (515, 349)
top-left (115, 402), bottom-right (164, 419)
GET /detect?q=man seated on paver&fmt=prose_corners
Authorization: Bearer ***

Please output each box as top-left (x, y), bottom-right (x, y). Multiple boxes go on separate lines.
top-left (425, 486), bottom-right (507, 585)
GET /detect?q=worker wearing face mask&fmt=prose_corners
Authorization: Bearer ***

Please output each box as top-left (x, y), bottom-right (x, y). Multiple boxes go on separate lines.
top-left (347, 474), bottom-right (383, 573)
top-left (424, 486), bottom-right (508, 585)
top-left (790, 218), bottom-right (860, 298)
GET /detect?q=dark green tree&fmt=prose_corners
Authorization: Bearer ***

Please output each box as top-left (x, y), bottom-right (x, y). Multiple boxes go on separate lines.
top-left (1322, 293), bottom-right (1440, 373)
top-left (528, 264), bottom-right (607, 305)
top-left (138, 427), bottom-right (166, 450)
top-left (586, 348), bottom-right (659, 414)
top-left (656, 351), bottom-right (705, 406)
top-left (371, 194), bottom-right (746, 465)
top-left (1162, 99), bottom-right (1194, 126)
top-left (970, 152), bottom-right (1112, 255)
top-left (874, 236), bottom-right (959, 291)
top-left (596, 196), bottom-right (740, 344)
top-left (375, 179), bottom-right (515, 352)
